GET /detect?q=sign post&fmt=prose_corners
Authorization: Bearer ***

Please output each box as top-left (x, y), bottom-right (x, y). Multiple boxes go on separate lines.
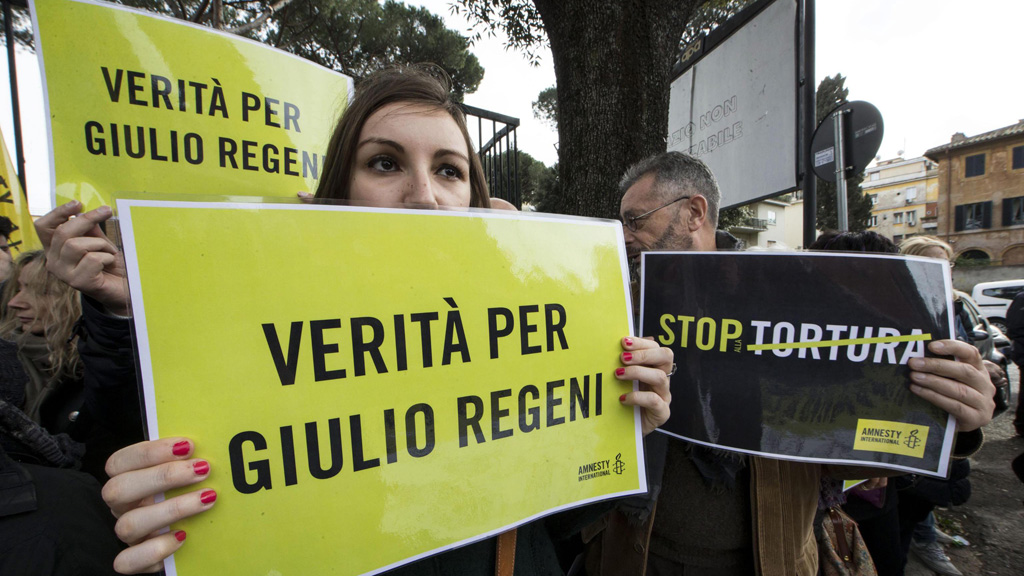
top-left (833, 108), bottom-right (848, 231)
top-left (811, 100), bottom-right (884, 231)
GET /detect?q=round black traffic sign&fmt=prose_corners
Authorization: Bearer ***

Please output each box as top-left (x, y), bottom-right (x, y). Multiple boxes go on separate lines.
top-left (810, 100), bottom-right (884, 183)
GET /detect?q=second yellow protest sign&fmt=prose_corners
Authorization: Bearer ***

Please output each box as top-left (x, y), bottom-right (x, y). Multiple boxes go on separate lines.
top-left (31, 0), bottom-right (352, 211)
top-left (117, 199), bottom-right (643, 576)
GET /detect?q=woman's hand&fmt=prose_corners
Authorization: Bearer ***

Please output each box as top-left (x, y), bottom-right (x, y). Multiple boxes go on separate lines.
top-left (615, 337), bottom-right (673, 435)
top-left (908, 339), bottom-right (995, 432)
top-left (102, 438), bottom-right (216, 574)
top-left (35, 201), bottom-right (130, 316)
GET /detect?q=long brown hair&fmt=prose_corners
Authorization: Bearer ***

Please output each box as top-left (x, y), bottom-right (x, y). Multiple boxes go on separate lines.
top-left (0, 251), bottom-right (82, 380)
top-left (314, 65), bottom-right (490, 207)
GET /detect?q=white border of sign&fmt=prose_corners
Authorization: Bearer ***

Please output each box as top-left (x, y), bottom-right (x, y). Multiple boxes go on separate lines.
top-left (640, 250), bottom-right (958, 478)
top-left (117, 198), bottom-right (646, 576)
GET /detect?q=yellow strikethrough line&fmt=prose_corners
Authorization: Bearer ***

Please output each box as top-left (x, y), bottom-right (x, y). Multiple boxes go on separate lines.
top-left (746, 333), bottom-right (932, 351)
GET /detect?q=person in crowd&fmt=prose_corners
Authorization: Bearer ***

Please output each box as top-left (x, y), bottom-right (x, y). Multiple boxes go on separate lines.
top-left (1005, 290), bottom-right (1024, 437)
top-left (814, 231), bottom-right (975, 576)
top-left (0, 249), bottom-right (142, 479)
top-left (35, 65), bottom-right (673, 575)
top-left (0, 251), bottom-right (126, 576)
top-left (0, 216), bottom-right (27, 395)
top-left (581, 153), bottom-right (994, 576)
top-left (0, 215), bottom-right (14, 283)
top-left (898, 235), bottom-right (953, 262)
top-left (897, 234), bottom-right (973, 576)
top-left (1, 251), bottom-right (87, 468)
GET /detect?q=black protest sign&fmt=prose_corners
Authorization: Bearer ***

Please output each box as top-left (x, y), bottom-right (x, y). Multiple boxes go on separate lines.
top-left (641, 252), bottom-right (956, 477)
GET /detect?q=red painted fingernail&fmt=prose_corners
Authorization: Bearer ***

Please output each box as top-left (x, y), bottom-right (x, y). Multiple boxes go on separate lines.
top-left (172, 441), bottom-right (190, 456)
top-left (200, 490), bottom-right (217, 504)
top-left (619, 394), bottom-right (627, 402)
top-left (624, 338), bottom-right (633, 347)
top-left (615, 367), bottom-right (626, 376)
top-left (174, 530), bottom-right (187, 542)
top-left (193, 461), bottom-right (209, 476)
top-left (622, 352), bottom-right (633, 362)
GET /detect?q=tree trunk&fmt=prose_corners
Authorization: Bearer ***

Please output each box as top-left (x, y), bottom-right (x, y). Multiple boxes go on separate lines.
top-left (534, 0), bottom-right (699, 219)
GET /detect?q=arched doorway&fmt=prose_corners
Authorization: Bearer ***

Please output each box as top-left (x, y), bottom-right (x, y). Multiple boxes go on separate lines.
top-left (956, 249), bottom-right (991, 267)
top-left (1002, 245), bottom-right (1024, 266)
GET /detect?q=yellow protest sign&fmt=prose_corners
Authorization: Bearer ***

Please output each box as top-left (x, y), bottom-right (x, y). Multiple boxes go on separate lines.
top-left (0, 128), bottom-right (41, 254)
top-left (117, 199), bottom-right (643, 576)
top-left (31, 0), bottom-right (351, 211)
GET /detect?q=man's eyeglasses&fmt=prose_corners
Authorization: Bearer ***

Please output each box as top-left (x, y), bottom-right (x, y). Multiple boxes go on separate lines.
top-left (621, 195), bottom-right (691, 232)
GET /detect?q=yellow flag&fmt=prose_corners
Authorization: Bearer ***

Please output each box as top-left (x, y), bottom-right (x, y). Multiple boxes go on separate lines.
top-left (0, 127), bottom-right (42, 253)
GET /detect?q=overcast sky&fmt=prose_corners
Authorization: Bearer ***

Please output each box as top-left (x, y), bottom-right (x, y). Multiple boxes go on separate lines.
top-left (3, 0), bottom-right (1022, 214)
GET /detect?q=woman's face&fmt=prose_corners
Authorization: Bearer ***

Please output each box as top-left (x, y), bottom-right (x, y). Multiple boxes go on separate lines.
top-left (348, 102), bottom-right (472, 208)
top-left (7, 262), bottom-right (49, 335)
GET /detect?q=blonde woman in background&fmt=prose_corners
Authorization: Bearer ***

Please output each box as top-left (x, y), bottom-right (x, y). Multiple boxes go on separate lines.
top-left (898, 235), bottom-right (986, 576)
top-left (899, 235), bottom-right (954, 262)
top-left (0, 251), bottom-right (126, 576)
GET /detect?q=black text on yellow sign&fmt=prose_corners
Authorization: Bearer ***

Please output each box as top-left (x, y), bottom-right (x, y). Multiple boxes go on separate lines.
top-left (230, 301), bottom-right (610, 494)
top-left (83, 68), bottom-right (324, 177)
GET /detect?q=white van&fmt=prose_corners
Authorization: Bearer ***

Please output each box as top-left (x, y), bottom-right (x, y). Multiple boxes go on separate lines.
top-left (971, 279), bottom-right (1024, 332)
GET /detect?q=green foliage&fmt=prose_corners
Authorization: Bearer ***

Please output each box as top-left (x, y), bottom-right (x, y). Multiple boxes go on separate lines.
top-left (815, 74), bottom-right (873, 232)
top-left (679, 0), bottom-right (755, 54)
top-left (5, 0), bottom-right (484, 97)
top-left (532, 86), bottom-right (557, 128)
top-left (532, 162), bottom-right (562, 213)
top-left (816, 73), bottom-right (849, 124)
top-left (276, 1), bottom-right (484, 97)
top-left (717, 205), bottom-right (755, 230)
top-left (486, 150), bottom-right (558, 208)
top-left (0, 4), bottom-right (34, 48)
top-left (450, 0), bottom-right (548, 66)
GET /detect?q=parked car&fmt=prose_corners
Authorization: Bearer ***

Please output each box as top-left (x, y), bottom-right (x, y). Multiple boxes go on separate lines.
top-left (971, 279), bottom-right (1024, 333)
top-left (957, 291), bottom-right (1012, 412)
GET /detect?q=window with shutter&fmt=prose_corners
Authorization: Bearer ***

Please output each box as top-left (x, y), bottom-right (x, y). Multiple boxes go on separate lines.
top-left (965, 154), bottom-right (985, 177)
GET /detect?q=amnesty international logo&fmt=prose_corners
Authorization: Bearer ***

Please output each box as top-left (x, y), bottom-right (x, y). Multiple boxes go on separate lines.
top-left (577, 454), bottom-right (626, 482)
top-left (904, 430), bottom-right (922, 450)
top-left (853, 419), bottom-right (928, 459)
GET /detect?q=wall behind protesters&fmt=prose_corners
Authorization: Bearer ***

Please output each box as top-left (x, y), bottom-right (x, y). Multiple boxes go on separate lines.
top-left (953, 264), bottom-right (1024, 293)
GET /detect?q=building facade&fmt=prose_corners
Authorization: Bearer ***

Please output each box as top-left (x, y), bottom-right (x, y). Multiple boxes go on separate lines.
top-left (725, 192), bottom-right (805, 249)
top-left (925, 120), bottom-right (1024, 265)
top-left (863, 156), bottom-right (939, 243)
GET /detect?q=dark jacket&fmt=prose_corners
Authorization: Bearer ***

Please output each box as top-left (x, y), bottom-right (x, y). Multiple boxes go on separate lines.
top-left (1007, 291), bottom-right (1024, 366)
top-left (0, 296), bottom-right (141, 576)
top-left (8, 297), bottom-right (144, 481)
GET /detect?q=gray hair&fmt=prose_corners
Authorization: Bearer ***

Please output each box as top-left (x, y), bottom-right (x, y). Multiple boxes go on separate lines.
top-left (619, 151), bottom-right (721, 227)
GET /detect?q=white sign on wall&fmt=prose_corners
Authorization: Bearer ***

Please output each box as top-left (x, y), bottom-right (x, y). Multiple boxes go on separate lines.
top-left (667, 0), bottom-right (799, 208)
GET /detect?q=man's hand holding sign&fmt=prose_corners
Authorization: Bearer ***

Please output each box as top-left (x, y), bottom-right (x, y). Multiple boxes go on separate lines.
top-left (907, 341), bottom-right (994, 434)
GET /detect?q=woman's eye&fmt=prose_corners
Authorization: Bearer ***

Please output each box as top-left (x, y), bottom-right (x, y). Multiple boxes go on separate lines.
top-left (369, 156), bottom-right (398, 172)
top-left (438, 165), bottom-right (464, 179)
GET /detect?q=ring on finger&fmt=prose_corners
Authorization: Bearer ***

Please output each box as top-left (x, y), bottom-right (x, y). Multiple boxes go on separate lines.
top-left (667, 363), bottom-right (677, 377)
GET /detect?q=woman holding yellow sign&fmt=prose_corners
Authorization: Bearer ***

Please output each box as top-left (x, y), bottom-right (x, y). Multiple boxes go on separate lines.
top-left (36, 66), bottom-right (673, 575)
